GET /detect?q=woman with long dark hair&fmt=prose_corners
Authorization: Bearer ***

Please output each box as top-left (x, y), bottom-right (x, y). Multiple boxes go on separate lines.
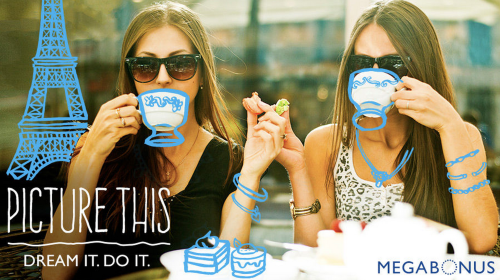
top-left (42, 2), bottom-right (285, 279)
top-left (246, 0), bottom-right (497, 253)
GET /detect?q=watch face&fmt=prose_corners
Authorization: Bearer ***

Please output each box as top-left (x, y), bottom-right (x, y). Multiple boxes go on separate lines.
top-left (311, 199), bottom-right (321, 213)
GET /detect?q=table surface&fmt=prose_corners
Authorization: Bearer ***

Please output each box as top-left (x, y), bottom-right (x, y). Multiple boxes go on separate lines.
top-left (107, 267), bottom-right (169, 280)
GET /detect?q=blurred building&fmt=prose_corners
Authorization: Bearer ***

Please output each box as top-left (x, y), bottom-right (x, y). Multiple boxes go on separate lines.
top-left (1, 0), bottom-right (499, 184)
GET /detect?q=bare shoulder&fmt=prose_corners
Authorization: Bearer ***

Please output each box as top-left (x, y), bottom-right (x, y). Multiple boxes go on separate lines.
top-left (305, 124), bottom-right (338, 158)
top-left (305, 124), bottom-right (337, 150)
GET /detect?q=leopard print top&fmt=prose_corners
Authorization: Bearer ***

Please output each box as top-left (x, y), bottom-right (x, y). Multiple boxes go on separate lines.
top-left (334, 141), bottom-right (404, 222)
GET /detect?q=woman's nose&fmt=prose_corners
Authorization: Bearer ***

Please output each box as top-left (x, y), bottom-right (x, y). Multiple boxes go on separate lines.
top-left (156, 64), bottom-right (173, 85)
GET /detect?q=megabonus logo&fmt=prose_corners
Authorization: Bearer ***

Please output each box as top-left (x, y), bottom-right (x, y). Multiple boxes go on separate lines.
top-left (378, 260), bottom-right (495, 276)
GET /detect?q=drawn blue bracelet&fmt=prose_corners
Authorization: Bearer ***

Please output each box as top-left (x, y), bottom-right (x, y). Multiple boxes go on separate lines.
top-left (472, 162), bottom-right (487, 177)
top-left (231, 193), bottom-right (261, 222)
top-left (448, 179), bottom-right (490, 194)
top-left (446, 162), bottom-right (488, 181)
top-left (446, 173), bottom-right (467, 180)
top-left (445, 149), bottom-right (479, 168)
top-left (233, 173), bottom-right (268, 202)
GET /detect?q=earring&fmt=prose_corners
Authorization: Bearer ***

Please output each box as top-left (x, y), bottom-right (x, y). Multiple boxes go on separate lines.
top-left (200, 85), bottom-right (204, 90)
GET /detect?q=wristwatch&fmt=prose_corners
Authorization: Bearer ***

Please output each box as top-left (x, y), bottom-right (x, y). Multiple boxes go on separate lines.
top-left (289, 199), bottom-right (321, 220)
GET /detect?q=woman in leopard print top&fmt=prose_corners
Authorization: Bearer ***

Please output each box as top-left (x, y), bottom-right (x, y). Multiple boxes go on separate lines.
top-left (246, 0), bottom-right (498, 254)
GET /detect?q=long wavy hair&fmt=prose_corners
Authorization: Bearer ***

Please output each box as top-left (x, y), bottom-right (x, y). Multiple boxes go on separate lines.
top-left (326, 0), bottom-right (457, 227)
top-left (72, 1), bottom-right (243, 234)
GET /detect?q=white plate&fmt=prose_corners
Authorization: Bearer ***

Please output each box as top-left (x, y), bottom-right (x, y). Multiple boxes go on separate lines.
top-left (160, 249), bottom-right (300, 280)
top-left (282, 250), bottom-right (500, 280)
top-left (282, 249), bottom-right (355, 280)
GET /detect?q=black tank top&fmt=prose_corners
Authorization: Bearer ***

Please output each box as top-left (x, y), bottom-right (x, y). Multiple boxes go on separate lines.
top-left (74, 136), bottom-right (241, 279)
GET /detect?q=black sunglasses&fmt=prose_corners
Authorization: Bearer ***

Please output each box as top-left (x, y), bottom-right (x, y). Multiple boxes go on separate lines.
top-left (125, 54), bottom-right (202, 83)
top-left (347, 54), bottom-right (410, 78)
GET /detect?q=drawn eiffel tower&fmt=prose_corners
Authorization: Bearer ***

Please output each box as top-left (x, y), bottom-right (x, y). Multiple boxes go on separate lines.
top-left (7, 0), bottom-right (88, 180)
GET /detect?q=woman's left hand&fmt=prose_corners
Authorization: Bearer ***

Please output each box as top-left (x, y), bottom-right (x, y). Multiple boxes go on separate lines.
top-left (241, 98), bottom-right (286, 179)
top-left (391, 76), bottom-right (462, 133)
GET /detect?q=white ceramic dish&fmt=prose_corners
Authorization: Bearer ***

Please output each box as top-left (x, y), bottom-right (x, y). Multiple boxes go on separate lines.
top-left (282, 249), bottom-right (355, 280)
top-left (161, 249), bottom-right (300, 280)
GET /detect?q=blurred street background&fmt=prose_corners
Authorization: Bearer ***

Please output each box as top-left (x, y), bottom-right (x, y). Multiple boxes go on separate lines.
top-left (1, 0), bottom-right (500, 254)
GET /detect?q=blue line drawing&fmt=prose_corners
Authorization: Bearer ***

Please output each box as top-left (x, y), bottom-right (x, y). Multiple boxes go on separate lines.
top-left (137, 88), bottom-right (189, 147)
top-left (231, 238), bottom-right (267, 278)
top-left (472, 162), bottom-right (487, 177)
top-left (7, 0), bottom-right (88, 180)
top-left (348, 68), bottom-right (402, 131)
top-left (352, 76), bottom-right (399, 89)
top-left (12, 240), bottom-right (170, 247)
top-left (347, 68), bottom-right (413, 187)
top-left (144, 95), bottom-right (183, 112)
top-left (446, 161), bottom-right (487, 181)
top-left (233, 173), bottom-right (268, 202)
top-left (180, 224), bottom-right (217, 248)
top-left (232, 193), bottom-right (261, 223)
top-left (448, 179), bottom-right (490, 194)
top-left (356, 129), bottom-right (413, 188)
top-left (445, 149), bottom-right (479, 168)
top-left (184, 231), bottom-right (230, 275)
top-left (447, 173), bottom-right (467, 180)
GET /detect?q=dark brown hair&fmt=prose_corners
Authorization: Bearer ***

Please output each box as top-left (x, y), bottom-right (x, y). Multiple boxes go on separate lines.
top-left (72, 1), bottom-right (243, 234)
top-left (327, 0), bottom-right (456, 227)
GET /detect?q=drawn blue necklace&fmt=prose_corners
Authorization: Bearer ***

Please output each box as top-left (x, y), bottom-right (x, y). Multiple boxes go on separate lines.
top-left (355, 129), bottom-right (414, 187)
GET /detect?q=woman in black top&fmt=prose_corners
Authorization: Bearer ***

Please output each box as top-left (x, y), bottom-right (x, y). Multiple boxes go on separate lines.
top-left (42, 2), bottom-right (286, 280)
top-left (74, 136), bottom-right (245, 279)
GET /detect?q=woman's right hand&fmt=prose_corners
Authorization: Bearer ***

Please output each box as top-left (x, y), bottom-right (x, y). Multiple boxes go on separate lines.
top-left (243, 94), bottom-right (306, 173)
top-left (82, 93), bottom-right (142, 159)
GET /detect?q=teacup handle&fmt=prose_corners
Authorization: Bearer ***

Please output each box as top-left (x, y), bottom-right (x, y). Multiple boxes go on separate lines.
top-left (134, 96), bottom-right (141, 114)
top-left (438, 228), bottom-right (468, 260)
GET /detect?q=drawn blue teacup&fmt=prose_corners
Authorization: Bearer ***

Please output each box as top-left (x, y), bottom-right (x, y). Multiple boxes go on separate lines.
top-left (137, 89), bottom-right (189, 147)
top-left (348, 68), bottom-right (402, 131)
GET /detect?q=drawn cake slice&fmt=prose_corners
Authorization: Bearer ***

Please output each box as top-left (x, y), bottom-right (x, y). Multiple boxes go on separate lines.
top-left (231, 239), bottom-right (267, 278)
top-left (184, 231), bottom-right (230, 275)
